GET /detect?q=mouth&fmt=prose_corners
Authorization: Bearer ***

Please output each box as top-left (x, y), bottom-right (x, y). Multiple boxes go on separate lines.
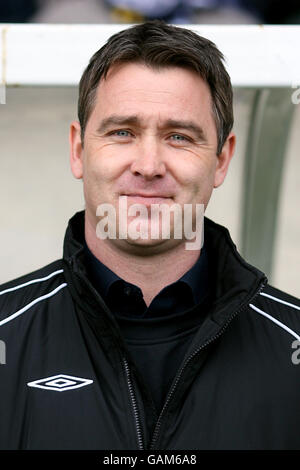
top-left (120, 194), bottom-right (172, 205)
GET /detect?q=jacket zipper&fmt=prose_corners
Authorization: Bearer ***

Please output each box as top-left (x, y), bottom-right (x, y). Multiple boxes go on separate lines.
top-left (149, 278), bottom-right (267, 449)
top-left (68, 255), bottom-right (266, 450)
top-left (122, 357), bottom-right (144, 450)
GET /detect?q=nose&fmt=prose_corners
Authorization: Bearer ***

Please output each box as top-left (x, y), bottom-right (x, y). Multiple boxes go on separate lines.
top-left (130, 137), bottom-right (166, 180)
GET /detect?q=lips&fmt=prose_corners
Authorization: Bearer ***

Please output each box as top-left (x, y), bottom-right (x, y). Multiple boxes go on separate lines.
top-left (122, 194), bottom-right (172, 205)
top-left (122, 193), bottom-right (171, 198)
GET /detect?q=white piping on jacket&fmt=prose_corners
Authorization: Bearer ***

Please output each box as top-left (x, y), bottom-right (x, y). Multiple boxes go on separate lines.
top-left (0, 269), bottom-right (64, 296)
top-left (249, 303), bottom-right (300, 341)
top-left (259, 292), bottom-right (300, 310)
top-left (0, 283), bottom-right (67, 327)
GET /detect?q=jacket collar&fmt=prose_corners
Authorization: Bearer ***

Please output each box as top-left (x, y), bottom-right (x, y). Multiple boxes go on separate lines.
top-left (63, 210), bottom-right (268, 324)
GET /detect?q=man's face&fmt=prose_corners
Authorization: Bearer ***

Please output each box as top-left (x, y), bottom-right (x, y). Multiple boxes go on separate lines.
top-left (70, 62), bottom-right (235, 252)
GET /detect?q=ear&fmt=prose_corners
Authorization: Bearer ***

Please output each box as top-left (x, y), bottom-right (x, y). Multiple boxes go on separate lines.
top-left (69, 120), bottom-right (84, 179)
top-left (213, 132), bottom-right (236, 188)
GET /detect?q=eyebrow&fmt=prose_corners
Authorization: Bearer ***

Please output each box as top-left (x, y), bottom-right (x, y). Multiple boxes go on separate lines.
top-left (96, 115), bottom-right (207, 141)
top-left (96, 115), bottom-right (139, 134)
top-left (162, 119), bottom-right (206, 141)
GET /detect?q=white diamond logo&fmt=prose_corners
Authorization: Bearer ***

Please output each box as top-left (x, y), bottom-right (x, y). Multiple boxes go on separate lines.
top-left (45, 378), bottom-right (76, 388)
top-left (27, 374), bottom-right (93, 392)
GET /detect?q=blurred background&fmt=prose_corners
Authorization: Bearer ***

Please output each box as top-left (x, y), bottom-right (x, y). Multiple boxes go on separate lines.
top-left (0, 1), bottom-right (299, 298)
top-left (1, 0), bottom-right (300, 24)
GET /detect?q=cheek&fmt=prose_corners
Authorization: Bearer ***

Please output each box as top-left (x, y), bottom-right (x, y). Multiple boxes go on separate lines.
top-left (174, 153), bottom-right (216, 194)
top-left (83, 144), bottom-right (126, 183)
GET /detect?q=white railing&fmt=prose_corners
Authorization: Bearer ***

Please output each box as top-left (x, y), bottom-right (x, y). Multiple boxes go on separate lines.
top-left (0, 24), bottom-right (300, 87)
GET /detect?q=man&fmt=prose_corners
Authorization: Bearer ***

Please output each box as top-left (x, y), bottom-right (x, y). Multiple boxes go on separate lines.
top-left (0, 21), bottom-right (299, 450)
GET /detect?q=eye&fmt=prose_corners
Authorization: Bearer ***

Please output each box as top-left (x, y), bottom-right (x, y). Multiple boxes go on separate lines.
top-left (111, 129), bottom-right (133, 138)
top-left (169, 134), bottom-right (191, 143)
top-left (171, 134), bottom-right (185, 140)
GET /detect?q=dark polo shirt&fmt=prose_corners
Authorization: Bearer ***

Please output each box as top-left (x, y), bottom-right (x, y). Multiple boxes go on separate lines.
top-left (84, 243), bottom-right (212, 413)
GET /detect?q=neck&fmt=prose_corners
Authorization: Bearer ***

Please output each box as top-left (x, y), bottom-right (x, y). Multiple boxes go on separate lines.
top-left (85, 213), bottom-right (200, 306)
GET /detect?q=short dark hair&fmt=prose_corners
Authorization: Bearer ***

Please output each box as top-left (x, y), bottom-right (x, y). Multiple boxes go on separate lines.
top-left (78, 20), bottom-right (233, 155)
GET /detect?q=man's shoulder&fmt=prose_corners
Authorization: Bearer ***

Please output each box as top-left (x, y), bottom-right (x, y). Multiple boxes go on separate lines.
top-left (0, 259), bottom-right (66, 323)
top-left (249, 282), bottom-right (300, 334)
top-left (258, 283), bottom-right (300, 310)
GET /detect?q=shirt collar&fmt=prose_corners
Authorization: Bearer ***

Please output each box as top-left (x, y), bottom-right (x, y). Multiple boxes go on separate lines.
top-left (84, 241), bottom-right (119, 298)
top-left (83, 240), bottom-right (210, 306)
top-left (179, 244), bottom-right (209, 304)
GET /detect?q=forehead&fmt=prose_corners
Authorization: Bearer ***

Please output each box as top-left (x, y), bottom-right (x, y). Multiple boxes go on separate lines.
top-left (93, 62), bottom-right (213, 122)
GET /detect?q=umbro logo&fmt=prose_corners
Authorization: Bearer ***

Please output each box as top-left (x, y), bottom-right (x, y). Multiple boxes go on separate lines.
top-left (27, 374), bottom-right (93, 392)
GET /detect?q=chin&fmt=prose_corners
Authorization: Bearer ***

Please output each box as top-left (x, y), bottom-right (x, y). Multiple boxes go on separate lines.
top-left (115, 236), bottom-right (183, 256)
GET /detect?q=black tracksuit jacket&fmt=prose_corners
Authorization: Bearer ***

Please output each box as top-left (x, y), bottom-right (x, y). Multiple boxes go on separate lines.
top-left (0, 211), bottom-right (300, 450)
